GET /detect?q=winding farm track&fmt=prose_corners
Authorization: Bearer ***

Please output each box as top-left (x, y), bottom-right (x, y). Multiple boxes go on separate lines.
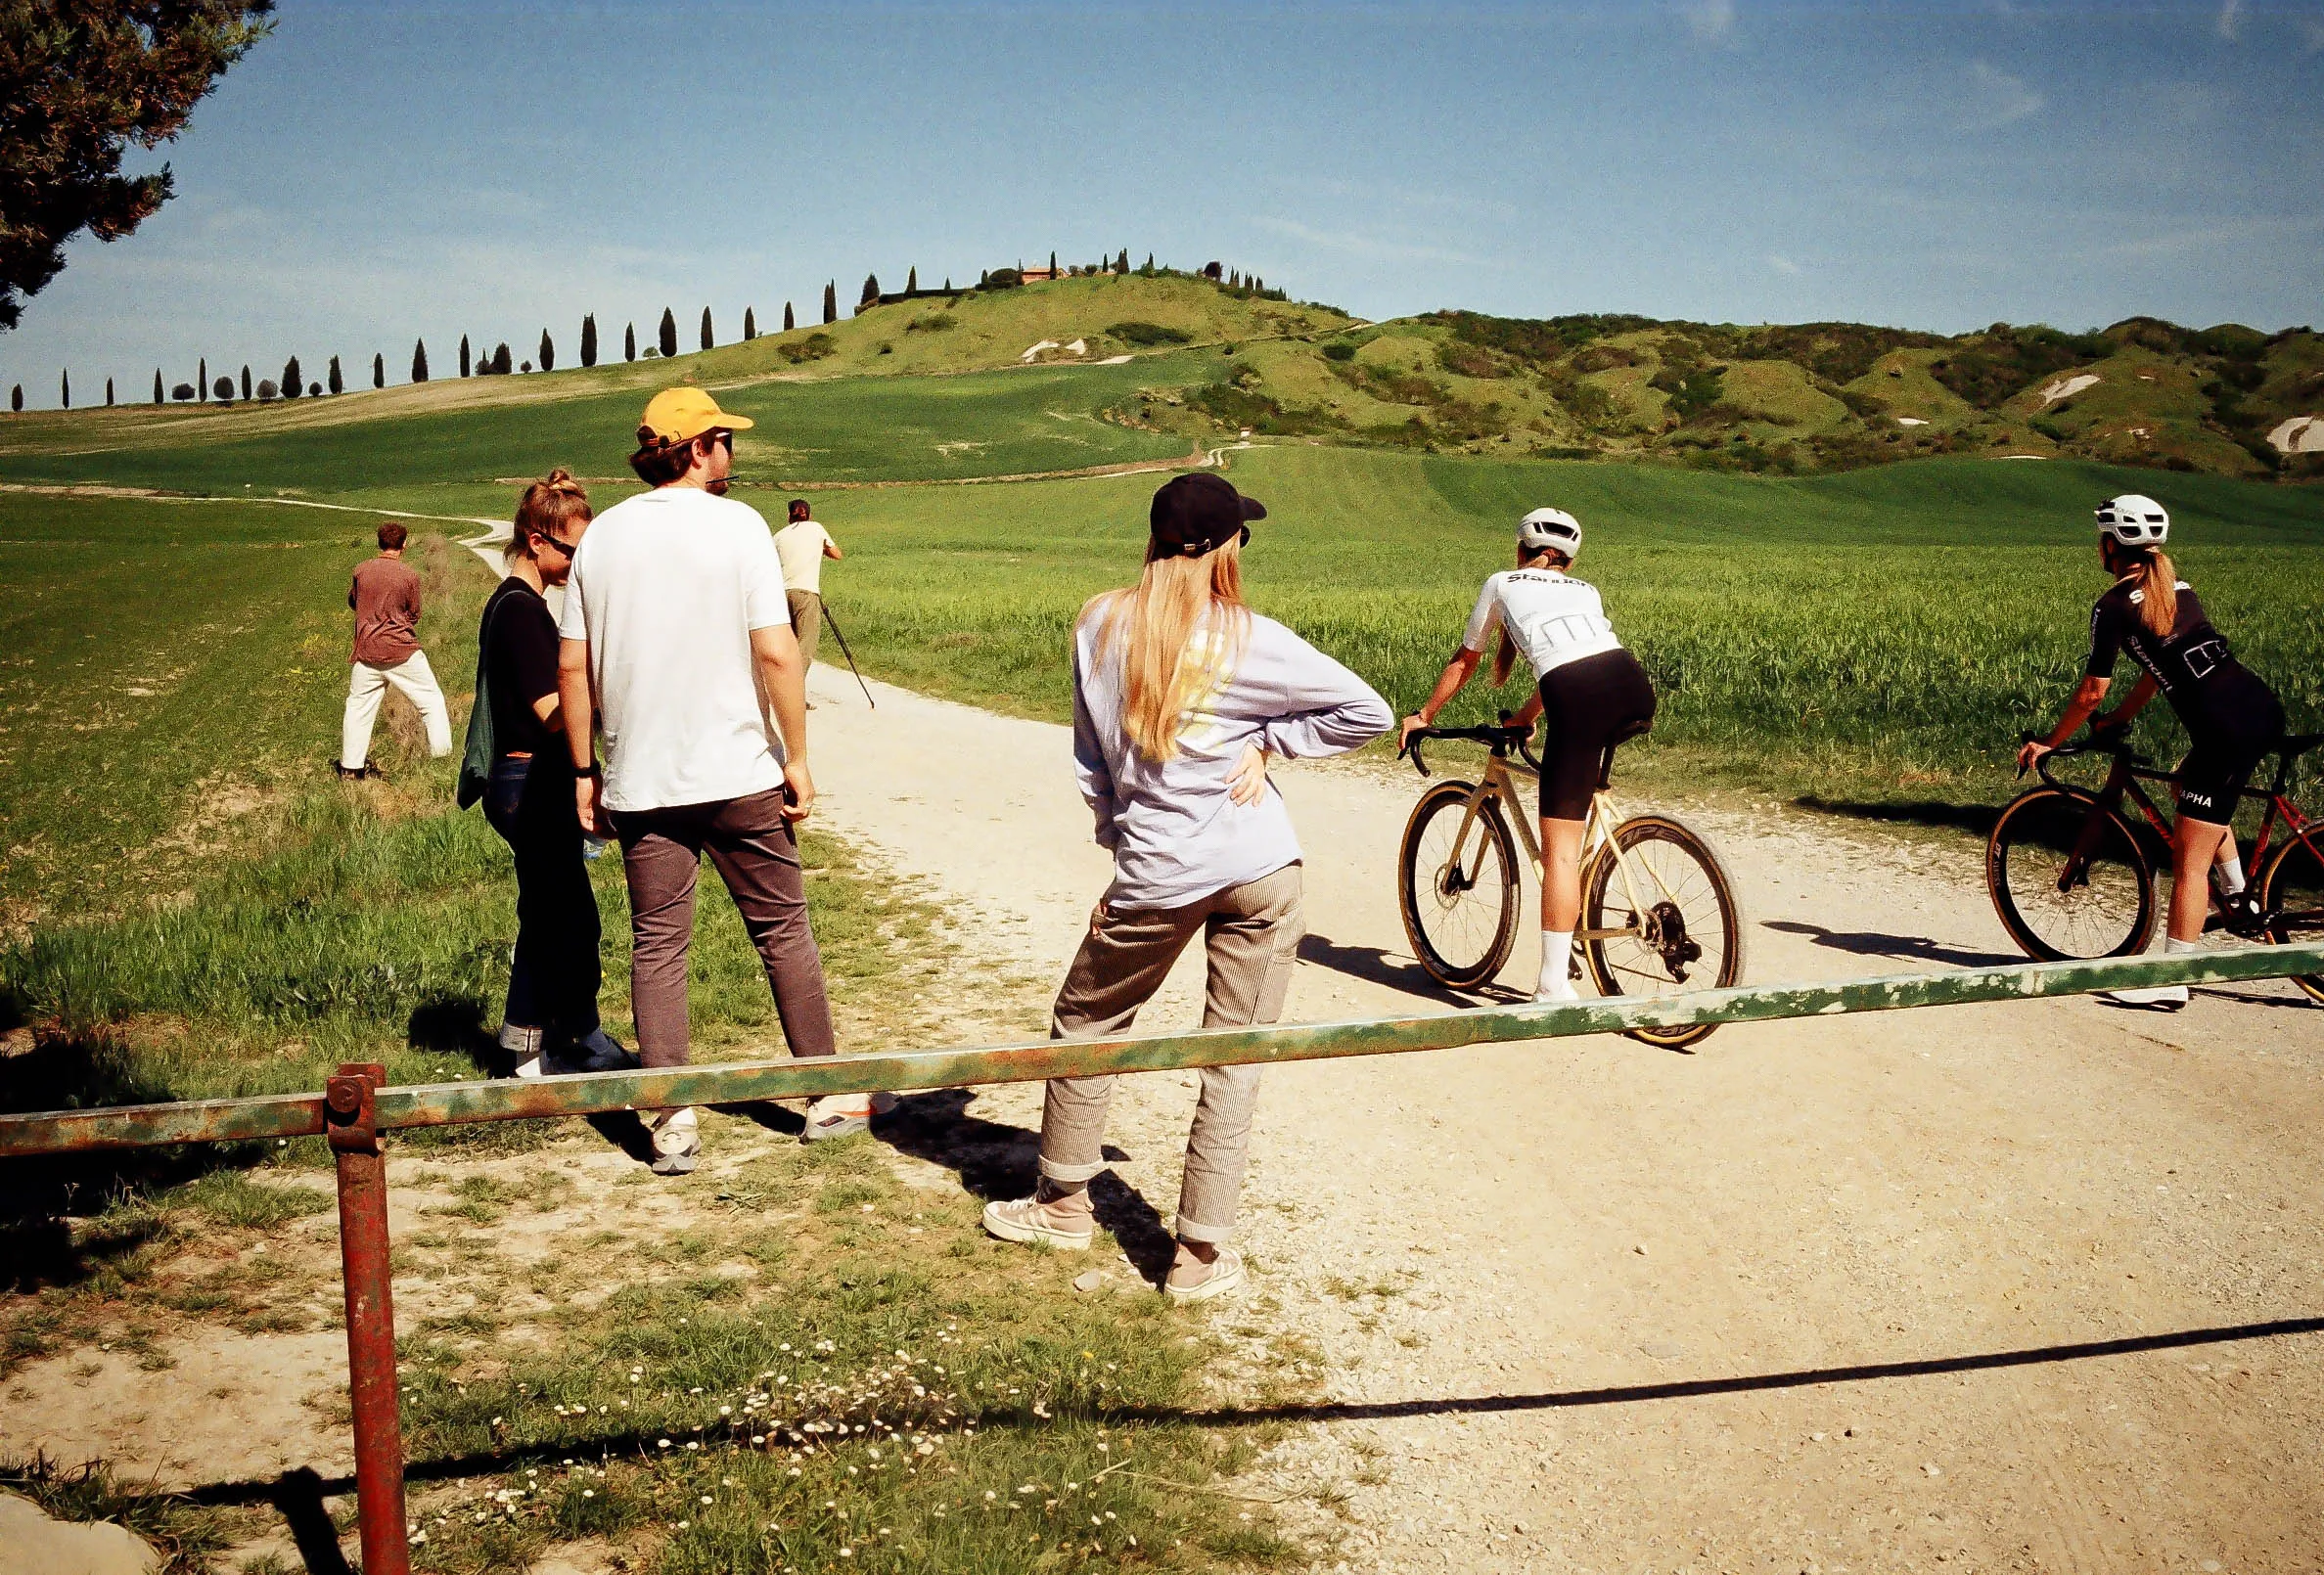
top-left (796, 661), bottom-right (2324, 1573)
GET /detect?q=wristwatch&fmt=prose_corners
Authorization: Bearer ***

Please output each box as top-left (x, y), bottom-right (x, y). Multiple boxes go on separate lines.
top-left (574, 763), bottom-right (602, 779)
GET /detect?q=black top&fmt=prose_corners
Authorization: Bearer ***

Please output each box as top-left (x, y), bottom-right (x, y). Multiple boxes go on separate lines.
top-left (2085, 575), bottom-right (2272, 730)
top-left (480, 579), bottom-right (561, 758)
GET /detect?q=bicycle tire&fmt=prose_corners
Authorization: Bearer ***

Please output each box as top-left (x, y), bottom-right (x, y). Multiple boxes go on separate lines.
top-left (1985, 787), bottom-right (2155, 961)
top-left (1579, 813), bottom-right (1745, 1049)
top-left (1397, 781), bottom-right (1521, 991)
top-left (2258, 830), bottom-right (2324, 1006)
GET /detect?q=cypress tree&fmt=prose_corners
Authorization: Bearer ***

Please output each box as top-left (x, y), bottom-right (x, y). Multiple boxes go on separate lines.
top-left (199, 357), bottom-right (206, 399)
top-left (61, 369), bottom-right (69, 408)
top-left (658, 308), bottom-right (677, 358)
top-left (328, 355), bottom-right (342, 394)
top-left (282, 355), bottom-right (301, 399)
top-left (105, 376), bottom-right (114, 406)
top-left (624, 322), bottom-right (636, 362)
top-left (372, 353), bottom-right (384, 389)
top-left (784, 301), bottom-right (795, 332)
top-left (240, 364), bottom-right (251, 400)
top-left (1116, 248), bottom-right (1129, 273)
top-left (700, 306), bottom-right (712, 350)
top-left (822, 281), bottom-right (837, 324)
top-left (744, 306), bottom-right (756, 339)
top-left (412, 339), bottom-right (429, 382)
top-left (9, 385), bottom-right (20, 413)
top-left (906, 266), bottom-right (918, 294)
top-left (580, 314), bottom-right (598, 368)
top-left (460, 335), bottom-right (472, 377)
top-left (1049, 250), bottom-right (1058, 278)
top-left (492, 342), bottom-right (512, 375)
top-left (153, 368), bottom-right (163, 404)
top-left (539, 329), bottom-right (554, 372)
top-left (1145, 252), bottom-right (1155, 272)
top-left (859, 273), bottom-right (880, 308)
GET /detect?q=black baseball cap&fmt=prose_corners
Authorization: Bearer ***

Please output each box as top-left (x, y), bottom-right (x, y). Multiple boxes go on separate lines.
top-left (1150, 472), bottom-right (1266, 558)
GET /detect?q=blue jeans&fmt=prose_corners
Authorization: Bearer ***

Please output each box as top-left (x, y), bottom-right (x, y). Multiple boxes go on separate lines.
top-left (483, 754), bottom-right (606, 1052)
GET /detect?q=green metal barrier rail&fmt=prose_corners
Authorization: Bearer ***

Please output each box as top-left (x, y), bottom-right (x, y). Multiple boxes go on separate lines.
top-left (3, 941), bottom-right (2319, 1575)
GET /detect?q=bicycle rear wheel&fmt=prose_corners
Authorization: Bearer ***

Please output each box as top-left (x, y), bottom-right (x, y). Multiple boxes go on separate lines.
top-left (1398, 781), bottom-right (1521, 991)
top-left (2258, 831), bottom-right (2324, 1006)
top-left (1580, 814), bottom-right (1745, 1049)
top-left (1985, 787), bottom-right (2155, 961)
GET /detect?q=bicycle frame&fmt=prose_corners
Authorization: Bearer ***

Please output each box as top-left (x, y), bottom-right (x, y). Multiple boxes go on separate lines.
top-left (1436, 751), bottom-right (1667, 943)
top-left (2038, 739), bottom-right (2321, 935)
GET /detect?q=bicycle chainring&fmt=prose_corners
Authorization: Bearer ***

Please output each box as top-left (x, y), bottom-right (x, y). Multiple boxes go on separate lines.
top-left (1642, 899), bottom-right (1702, 982)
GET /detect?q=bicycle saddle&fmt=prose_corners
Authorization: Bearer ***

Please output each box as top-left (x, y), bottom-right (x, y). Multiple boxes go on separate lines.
top-left (2275, 732), bottom-right (2323, 761)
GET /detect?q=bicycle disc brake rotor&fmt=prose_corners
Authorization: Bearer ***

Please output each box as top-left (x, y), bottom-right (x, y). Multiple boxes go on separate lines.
top-left (1641, 899), bottom-right (1702, 982)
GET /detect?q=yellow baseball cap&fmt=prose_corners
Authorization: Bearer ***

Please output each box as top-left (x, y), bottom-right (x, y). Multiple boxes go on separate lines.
top-left (638, 386), bottom-right (754, 444)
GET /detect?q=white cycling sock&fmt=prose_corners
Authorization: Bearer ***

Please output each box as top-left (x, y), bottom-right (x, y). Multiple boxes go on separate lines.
top-left (2165, 935), bottom-right (2201, 956)
top-left (2214, 852), bottom-right (2246, 896)
top-left (1537, 928), bottom-right (1575, 999)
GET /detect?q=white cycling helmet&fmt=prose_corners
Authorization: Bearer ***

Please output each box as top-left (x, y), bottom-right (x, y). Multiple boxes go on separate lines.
top-left (1519, 506), bottom-right (1582, 562)
top-left (2095, 493), bottom-right (2168, 547)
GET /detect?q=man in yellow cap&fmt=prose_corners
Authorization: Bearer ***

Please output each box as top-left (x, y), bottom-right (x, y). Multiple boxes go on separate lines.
top-left (555, 388), bottom-right (871, 1172)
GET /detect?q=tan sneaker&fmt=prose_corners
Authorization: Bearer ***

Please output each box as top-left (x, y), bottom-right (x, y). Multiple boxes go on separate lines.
top-left (981, 1192), bottom-right (1094, 1250)
top-left (1163, 1246), bottom-right (1245, 1303)
top-left (648, 1107), bottom-right (700, 1175)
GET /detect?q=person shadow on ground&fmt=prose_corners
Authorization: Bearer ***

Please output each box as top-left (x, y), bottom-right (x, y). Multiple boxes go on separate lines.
top-left (871, 1088), bottom-right (1176, 1284)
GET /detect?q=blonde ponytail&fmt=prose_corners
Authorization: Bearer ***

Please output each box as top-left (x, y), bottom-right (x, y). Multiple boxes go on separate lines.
top-left (1082, 540), bottom-right (1252, 762)
top-left (2136, 548), bottom-right (2178, 638)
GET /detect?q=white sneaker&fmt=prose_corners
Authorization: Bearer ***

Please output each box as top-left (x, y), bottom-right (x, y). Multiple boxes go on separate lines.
top-left (2099, 983), bottom-right (2189, 1011)
top-left (648, 1107), bottom-right (700, 1174)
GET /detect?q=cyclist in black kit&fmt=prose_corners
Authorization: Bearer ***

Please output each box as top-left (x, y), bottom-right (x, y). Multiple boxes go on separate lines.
top-left (1402, 508), bottom-right (1657, 1002)
top-left (2019, 494), bottom-right (2286, 1009)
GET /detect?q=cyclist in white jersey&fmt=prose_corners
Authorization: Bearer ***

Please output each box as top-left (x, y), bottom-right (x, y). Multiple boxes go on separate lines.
top-left (1401, 508), bottom-right (1658, 1001)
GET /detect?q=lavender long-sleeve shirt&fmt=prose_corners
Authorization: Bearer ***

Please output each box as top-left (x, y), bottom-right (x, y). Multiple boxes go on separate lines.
top-left (1072, 606), bottom-right (1392, 910)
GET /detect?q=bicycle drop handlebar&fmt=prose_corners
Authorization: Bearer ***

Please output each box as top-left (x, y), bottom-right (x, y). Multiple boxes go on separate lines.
top-left (2016, 721), bottom-right (2145, 786)
top-left (1399, 718), bottom-right (1539, 780)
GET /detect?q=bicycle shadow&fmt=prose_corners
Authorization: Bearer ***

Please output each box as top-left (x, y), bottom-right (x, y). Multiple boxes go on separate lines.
top-left (1297, 933), bottom-right (1527, 1009)
top-left (1761, 920), bottom-right (2020, 970)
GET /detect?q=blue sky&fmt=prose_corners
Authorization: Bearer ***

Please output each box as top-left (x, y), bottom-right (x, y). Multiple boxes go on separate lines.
top-left (5, 1), bottom-right (2322, 406)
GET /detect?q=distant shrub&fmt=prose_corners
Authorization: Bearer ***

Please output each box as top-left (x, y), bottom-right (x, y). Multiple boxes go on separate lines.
top-left (171, 382), bottom-right (196, 401)
top-left (1108, 321), bottom-right (1192, 346)
top-left (281, 355), bottom-right (301, 400)
top-left (308, 382), bottom-right (321, 396)
top-left (780, 332), bottom-right (836, 365)
top-left (1650, 363), bottom-right (1726, 423)
top-left (212, 376), bottom-right (234, 400)
top-left (2029, 417), bottom-right (2069, 442)
top-left (1321, 340), bottom-right (1356, 362)
top-left (1569, 343), bottom-right (1638, 374)
top-left (255, 379), bottom-right (278, 401)
top-left (1436, 342), bottom-right (1502, 379)
top-left (981, 267), bottom-right (1023, 291)
top-left (1836, 386), bottom-right (1887, 419)
top-left (1930, 325), bottom-right (2109, 408)
top-left (905, 312), bottom-right (955, 334)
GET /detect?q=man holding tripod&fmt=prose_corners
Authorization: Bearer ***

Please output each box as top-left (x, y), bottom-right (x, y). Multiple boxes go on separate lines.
top-left (557, 388), bottom-right (875, 1173)
top-left (774, 498), bottom-right (843, 682)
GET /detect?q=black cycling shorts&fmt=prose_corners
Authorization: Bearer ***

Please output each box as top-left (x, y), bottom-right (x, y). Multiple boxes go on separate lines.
top-left (2177, 699), bottom-right (2286, 825)
top-left (1535, 648), bottom-right (1657, 821)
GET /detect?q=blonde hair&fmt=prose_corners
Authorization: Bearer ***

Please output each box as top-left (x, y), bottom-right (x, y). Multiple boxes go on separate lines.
top-left (2104, 538), bottom-right (2179, 640)
top-left (1081, 539), bottom-right (1253, 762)
top-left (507, 469), bottom-right (591, 564)
top-left (1491, 546), bottom-right (1572, 687)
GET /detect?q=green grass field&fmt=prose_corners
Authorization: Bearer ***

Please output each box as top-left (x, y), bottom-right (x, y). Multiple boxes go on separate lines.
top-left (800, 445), bottom-right (2324, 814)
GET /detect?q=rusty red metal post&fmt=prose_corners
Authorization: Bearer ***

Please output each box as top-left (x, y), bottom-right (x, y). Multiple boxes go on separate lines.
top-left (328, 1062), bottom-right (410, 1575)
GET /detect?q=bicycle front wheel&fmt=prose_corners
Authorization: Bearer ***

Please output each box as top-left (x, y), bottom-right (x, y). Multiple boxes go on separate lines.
top-left (1985, 787), bottom-right (2155, 961)
top-left (2258, 831), bottom-right (2324, 1006)
top-left (1398, 781), bottom-right (1521, 991)
top-left (1580, 814), bottom-right (1745, 1049)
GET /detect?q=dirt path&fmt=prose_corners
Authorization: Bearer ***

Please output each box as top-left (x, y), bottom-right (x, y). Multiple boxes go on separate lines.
top-left (795, 662), bottom-right (2324, 1574)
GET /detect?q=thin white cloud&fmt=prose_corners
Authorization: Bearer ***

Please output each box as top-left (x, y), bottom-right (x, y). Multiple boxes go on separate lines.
top-left (1766, 253), bottom-right (1802, 277)
top-left (1958, 61), bottom-right (2044, 131)
top-left (1252, 216), bottom-right (1488, 268)
top-left (1682, 0), bottom-right (1736, 42)
top-left (2216, 0), bottom-right (2244, 40)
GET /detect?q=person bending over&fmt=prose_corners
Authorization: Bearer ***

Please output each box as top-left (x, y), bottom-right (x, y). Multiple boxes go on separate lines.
top-left (2019, 494), bottom-right (2285, 1011)
top-left (982, 472), bottom-right (1391, 1301)
top-left (1400, 507), bottom-right (1657, 1002)
top-left (339, 519), bottom-right (452, 777)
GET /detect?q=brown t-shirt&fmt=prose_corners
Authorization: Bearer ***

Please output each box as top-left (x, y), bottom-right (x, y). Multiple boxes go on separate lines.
top-left (349, 555), bottom-right (423, 667)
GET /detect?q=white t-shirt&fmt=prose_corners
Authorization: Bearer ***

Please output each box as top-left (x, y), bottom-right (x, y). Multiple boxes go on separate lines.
top-left (773, 519), bottom-right (835, 597)
top-left (559, 486), bottom-right (792, 814)
top-left (1461, 568), bottom-right (1622, 679)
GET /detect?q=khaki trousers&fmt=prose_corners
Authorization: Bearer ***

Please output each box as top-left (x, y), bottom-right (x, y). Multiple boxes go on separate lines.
top-left (1039, 863), bottom-right (1303, 1243)
top-left (340, 652), bottom-right (451, 769)
top-left (786, 590), bottom-right (823, 669)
